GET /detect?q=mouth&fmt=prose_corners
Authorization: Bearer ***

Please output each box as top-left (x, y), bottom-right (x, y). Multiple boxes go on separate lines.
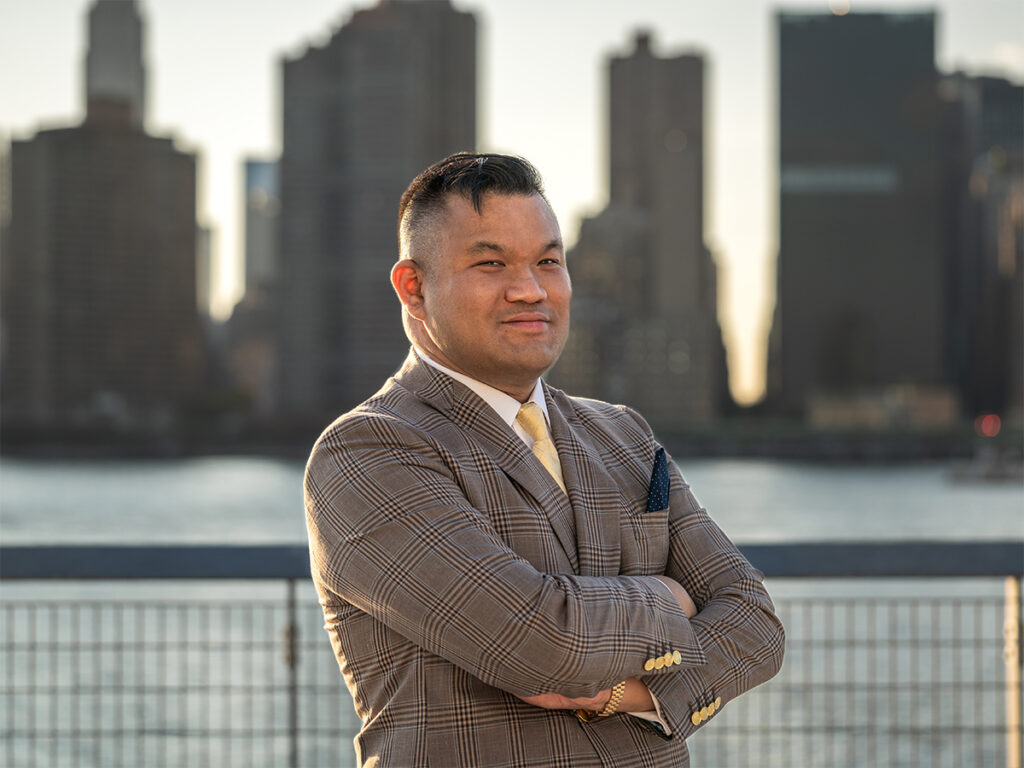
top-left (502, 313), bottom-right (550, 332)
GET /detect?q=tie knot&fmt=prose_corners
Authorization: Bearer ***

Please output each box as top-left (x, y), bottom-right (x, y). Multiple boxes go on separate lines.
top-left (516, 402), bottom-right (549, 444)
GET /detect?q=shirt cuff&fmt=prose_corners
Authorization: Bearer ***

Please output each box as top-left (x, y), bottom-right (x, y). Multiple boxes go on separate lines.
top-left (625, 688), bottom-right (672, 735)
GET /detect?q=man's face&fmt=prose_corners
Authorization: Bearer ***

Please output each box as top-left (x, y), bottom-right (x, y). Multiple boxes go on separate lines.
top-left (410, 192), bottom-right (571, 399)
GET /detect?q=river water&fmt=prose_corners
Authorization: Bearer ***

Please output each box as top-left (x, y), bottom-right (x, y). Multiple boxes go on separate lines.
top-left (2, 455), bottom-right (1021, 546)
top-left (1, 456), bottom-right (1021, 767)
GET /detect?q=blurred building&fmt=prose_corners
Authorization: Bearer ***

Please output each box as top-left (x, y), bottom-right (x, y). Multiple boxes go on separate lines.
top-left (767, 12), bottom-right (951, 425)
top-left (196, 223), bottom-right (213, 320)
top-left (941, 74), bottom-right (1023, 422)
top-left (277, 0), bottom-right (476, 420)
top-left (1, 0), bottom-right (203, 431)
top-left (85, 0), bottom-right (146, 129)
top-left (551, 32), bottom-right (729, 431)
top-left (243, 160), bottom-right (279, 293)
top-left (225, 159), bottom-right (281, 418)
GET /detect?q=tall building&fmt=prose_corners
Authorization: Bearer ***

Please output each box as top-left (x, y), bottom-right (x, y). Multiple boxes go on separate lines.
top-left (224, 159), bottom-right (281, 419)
top-left (243, 159), bottom-right (279, 293)
top-left (1, 0), bottom-right (202, 430)
top-left (942, 74), bottom-right (1024, 420)
top-left (767, 12), bottom-right (948, 420)
top-left (85, 0), bottom-right (146, 128)
top-left (277, 0), bottom-right (476, 420)
top-left (196, 223), bottom-right (213, 319)
top-left (551, 32), bottom-right (729, 431)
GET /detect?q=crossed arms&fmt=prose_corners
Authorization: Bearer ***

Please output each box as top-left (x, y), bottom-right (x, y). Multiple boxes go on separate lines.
top-left (517, 575), bottom-right (697, 714)
top-left (305, 407), bottom-right (784, 737)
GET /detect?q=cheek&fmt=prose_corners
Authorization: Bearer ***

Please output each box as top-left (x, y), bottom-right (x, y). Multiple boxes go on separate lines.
top-left (550, 276), bottom-right (572, 309)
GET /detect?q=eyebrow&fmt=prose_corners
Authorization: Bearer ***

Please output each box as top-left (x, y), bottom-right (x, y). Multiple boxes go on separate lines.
top-left (465, 239), bottom-right (564, 255)
top-left (466, 240), bottom-right (505, 255)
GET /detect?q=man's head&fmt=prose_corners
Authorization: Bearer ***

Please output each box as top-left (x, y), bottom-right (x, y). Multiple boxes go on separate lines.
top-left (391, 153), bottom-right (571, 401)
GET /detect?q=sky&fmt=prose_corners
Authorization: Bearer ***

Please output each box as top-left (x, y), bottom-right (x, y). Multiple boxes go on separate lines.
top-left (2, 0), bottom-right (1022, 404)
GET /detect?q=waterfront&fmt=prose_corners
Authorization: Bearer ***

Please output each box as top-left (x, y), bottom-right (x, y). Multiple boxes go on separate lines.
top-left (1, 457), bottom-right (1021, 767)
top-left (2, 455), bottom-right (1022, 547)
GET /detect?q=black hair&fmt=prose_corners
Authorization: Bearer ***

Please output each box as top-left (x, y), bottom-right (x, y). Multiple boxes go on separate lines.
top-left (397, 153), bottom-right (548, 245)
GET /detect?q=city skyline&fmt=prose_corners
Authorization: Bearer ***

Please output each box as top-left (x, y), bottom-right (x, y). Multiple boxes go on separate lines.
top-left (2, 0), bottom-right (1022, 404)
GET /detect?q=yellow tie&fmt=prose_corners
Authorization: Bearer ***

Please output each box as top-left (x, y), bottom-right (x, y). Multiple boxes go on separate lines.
top-left (516, 402), bottom-right (567, 494)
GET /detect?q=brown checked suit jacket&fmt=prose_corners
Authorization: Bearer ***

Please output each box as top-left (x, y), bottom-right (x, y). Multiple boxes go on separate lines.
top-left (304, 351), bottom-right (785, 767)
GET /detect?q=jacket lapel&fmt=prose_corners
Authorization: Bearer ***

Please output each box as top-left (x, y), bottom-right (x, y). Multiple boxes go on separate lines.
top-left (545, 385), bottom-right (623, 578)
top-left (393, 351), bottom-right (579, 572)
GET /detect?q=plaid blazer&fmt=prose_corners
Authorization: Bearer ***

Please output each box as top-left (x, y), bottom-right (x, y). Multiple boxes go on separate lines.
top-left (305, 351), bottom-right (784, 767)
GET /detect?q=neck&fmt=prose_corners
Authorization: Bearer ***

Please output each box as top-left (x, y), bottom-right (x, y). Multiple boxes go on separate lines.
top-left (414, 346), bottom-right (539, 403)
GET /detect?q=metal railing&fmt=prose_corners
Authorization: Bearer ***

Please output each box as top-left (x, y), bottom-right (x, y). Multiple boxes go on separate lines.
top-left (2, 541), bottom-right (1022, 768)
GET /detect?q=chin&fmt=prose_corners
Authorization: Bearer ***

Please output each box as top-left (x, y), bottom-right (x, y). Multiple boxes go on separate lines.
top-left (503, 353), bottom-right (559, 380)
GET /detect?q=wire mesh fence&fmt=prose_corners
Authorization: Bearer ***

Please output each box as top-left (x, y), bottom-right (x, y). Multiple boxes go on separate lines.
top-left (686, 587), bottom-right (1016, 767)
top-left (1, 558), bottom-right (1021, 767)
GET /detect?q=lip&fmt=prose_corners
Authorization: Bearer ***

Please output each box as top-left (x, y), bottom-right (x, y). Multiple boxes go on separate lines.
top-left (502, 313), bottom-right (550, 331)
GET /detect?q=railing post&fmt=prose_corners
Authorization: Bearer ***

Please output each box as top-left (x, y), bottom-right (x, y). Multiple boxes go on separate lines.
top-left (1006, 575), bottom-right (1022, 768)
top-left (285, 578), bottom-right (299, 768)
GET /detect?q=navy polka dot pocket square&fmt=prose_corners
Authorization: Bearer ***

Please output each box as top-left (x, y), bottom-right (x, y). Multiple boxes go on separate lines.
top-left (645, 447), bottom-right (671, 511)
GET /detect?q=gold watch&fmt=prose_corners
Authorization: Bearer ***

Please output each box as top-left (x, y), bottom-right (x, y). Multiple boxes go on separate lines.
top-left (575, 680), bottom-right (627, 722)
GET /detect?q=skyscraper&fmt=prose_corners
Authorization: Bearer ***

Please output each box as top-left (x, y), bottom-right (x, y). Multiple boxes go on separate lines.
top-left (767, 12), bottom-right (948, 420)
top-left (85, 0), bottom-right (146, 128)
top-left (942, 73), bottom-right (1024, 420)
top-left (1, 0), bottom-right (202, 431)
top-left (552, 32), bottom-right (729, 431)
top-left (224, 159), bottom-right (281, 419)
top-left (243, 160), bottom-right (279, 294)
top-left (276, 0), bottom-right (476, 420)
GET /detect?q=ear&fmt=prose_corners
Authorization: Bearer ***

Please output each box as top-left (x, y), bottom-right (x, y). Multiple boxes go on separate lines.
top-left (391, 259), bottom-right (427, 320)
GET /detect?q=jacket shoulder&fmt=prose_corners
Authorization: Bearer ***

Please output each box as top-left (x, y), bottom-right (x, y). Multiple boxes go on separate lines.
top-left (551, 387), bottom-right (657, 445)
top-left (309, 378), bottom-right (436, 456)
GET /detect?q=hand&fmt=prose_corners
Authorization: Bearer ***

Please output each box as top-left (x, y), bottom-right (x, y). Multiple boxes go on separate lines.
top-left (515, 688), bottom-right (611, 711)
top-left (516, 678), bottom-right (654, 712)
top-left (652, 575), bottom-right (698, 618)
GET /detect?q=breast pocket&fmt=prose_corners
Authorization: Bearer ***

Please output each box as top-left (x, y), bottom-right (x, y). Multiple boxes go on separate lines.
top-left (619, 503), bottom-right (670, 575)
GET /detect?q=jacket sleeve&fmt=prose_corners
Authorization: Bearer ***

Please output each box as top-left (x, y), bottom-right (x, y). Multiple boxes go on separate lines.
top-left (622, 408), bottom-right (786, 739)
top-left (304, 413), bottom-right (702, 699)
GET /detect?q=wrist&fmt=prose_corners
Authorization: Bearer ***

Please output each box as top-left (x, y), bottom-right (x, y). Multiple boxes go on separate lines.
top-left (575, 680), bottom-right (627, 722)
top-left (618, 677), bottom-right (654, 712)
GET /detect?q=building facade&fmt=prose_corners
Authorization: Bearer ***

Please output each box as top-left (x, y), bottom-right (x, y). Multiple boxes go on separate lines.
top-left (1, 0), bottom-right (203, 431)
top-left (84, 0), bottom-right (146, 129)
top-left (224, 159), bottom-right (282, 419)
top-left (276, 0), bottom-right (476, 420)
top-left (941, 74), bottom-right (1024, 421)
top-left (552, 32), bottom-right (729, 431)
top-left (243, 160), bottom-right (279, 294)
top-left (767, 12), bottom-right (948, 421)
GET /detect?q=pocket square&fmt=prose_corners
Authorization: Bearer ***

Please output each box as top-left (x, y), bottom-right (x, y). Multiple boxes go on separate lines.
top-left (645, 447), bottom-right (671, 511)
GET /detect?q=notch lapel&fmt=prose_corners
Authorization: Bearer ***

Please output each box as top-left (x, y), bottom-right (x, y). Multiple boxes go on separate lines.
top-left (394, 352), bottom-right (579, 572)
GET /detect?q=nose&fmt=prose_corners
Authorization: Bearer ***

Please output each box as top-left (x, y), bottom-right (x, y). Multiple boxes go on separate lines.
top-left (505, 267), bottom-right (547, 304)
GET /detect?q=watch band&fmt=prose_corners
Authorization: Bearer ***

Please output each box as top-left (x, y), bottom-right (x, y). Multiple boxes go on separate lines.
top-left (575, 680), bottom-right (627, 722)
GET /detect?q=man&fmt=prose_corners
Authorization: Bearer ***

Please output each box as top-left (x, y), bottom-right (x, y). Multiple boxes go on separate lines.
top-left (304, 153), bottom-right (784, 767)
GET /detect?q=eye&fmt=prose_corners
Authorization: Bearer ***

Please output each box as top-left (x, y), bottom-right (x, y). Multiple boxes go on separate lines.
top-left (474, 259), bottom-right (504, 268)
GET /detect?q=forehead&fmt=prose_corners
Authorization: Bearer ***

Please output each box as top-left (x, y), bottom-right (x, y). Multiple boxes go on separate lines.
top-left (438, 192), bottom-right (561, 246)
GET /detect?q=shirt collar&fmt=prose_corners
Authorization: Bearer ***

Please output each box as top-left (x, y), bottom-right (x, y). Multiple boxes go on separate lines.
top-left (414, 347), bottom-right (550, 430)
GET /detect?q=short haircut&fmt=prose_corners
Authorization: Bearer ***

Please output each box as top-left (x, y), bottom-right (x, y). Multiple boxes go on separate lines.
top-left (397, 153), bottom-right (549, 256)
